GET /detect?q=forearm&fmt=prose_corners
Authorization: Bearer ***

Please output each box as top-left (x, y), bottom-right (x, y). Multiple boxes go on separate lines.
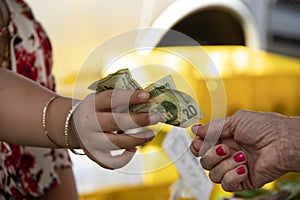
top-left (0, 68), bottom-right (80, 148)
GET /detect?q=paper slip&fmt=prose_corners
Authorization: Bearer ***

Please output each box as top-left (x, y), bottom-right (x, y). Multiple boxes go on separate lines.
top-left (163, 127), bottom-right (213, 200)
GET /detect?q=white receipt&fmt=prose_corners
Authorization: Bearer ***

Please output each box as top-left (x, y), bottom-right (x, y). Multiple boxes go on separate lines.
top-left (163, 127), bottom-right (213, 200)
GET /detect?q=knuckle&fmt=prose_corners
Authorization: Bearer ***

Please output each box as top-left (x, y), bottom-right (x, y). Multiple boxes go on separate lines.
top-left (235, 109), bottom-right (247, 115)
top-left (129, 91), bottom-right (139, 103)
top-left (221, 183), bottom-right (233, 192)
top-left (200, 158), bottom-right (210, 170)
top-left (109, 115), bottom-right (120, 130)
top-left (221, 178), bottom-right (234, 192)
top-left (221, 172), bottom-right (243, 192)
top-left (132, 114), bottom-right (149, 126)
top-left (209, 171), bottom-right (220, 183)
top-left (98, 90), bottom-right (111, 100)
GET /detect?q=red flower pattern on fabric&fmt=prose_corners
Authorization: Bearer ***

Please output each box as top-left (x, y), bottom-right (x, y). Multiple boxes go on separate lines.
top-left (15, 48), bottom-right (38, 81)
top-left (0, 1), bottom-right (72, 199)
top-left (20, 153), bottom-right (35, 170)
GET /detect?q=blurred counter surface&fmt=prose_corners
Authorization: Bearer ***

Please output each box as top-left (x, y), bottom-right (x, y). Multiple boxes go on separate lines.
top-left (59, 45), bottom-right (300, 200)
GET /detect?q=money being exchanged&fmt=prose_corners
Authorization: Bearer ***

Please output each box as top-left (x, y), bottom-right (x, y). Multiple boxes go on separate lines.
top-left (88, 68), bottom-right (204, 128)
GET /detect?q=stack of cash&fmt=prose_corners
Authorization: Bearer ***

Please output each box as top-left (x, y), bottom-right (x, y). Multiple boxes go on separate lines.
top-left (88, 68), bottom-right (204, 128)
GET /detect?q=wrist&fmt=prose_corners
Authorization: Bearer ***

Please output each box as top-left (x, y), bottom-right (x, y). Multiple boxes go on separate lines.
top-left (45, 97), bottom-right (82, 150)
top-left (65, 101), bottom-right (85, 155)
top-left (279, 116), bottom-right (300, 172)
top-left (68, 102), bottom-right (82, 149)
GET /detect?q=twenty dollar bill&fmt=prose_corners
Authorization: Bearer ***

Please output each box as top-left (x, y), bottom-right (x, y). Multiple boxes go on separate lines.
top-left (88, 69), bottom-right (204, 127)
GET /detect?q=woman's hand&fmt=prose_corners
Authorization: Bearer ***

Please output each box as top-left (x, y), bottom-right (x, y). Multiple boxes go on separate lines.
top-left (72, 89), bottom-right (160, 169)
top-left (190, 110), bottom-right (300, 192)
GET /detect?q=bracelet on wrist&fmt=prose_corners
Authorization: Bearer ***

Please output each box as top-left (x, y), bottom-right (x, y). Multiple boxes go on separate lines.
top-left (64, 101), bottom-right (85, 155)
top-left (42, 96), bottom-right (63, 148)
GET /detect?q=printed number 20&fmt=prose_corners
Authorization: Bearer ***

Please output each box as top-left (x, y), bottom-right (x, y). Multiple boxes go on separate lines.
top-left (183, 105), bottom-right (198, 119)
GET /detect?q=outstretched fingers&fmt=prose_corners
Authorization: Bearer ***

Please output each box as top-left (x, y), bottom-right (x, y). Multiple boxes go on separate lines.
top-left (207, 150), bottom-right (247, 184)
top-left (202, 146), bottom-right (249, 192)
top-left (96, 112), bottom-right (160, 132)
top-left (190, 140), bottom-right (249, 192)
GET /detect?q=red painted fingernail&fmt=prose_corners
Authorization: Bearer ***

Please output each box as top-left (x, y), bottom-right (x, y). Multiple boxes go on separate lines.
top-left (216, 146), bottom-right (226, 156)
top-left (236, 166), bottom-right (246, 175)
top-left (234, 152), bottom-right (246, 163)
top-left (191, 124), bottom-right (202, 135)
top-left (192, 124), bottom-right (202, 129)
top-left (192, 139), bottom-right (201, 152)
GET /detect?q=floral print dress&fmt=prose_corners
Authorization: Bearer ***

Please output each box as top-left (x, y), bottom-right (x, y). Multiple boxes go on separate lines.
top-left (0, 0), bottom-right (72, 199)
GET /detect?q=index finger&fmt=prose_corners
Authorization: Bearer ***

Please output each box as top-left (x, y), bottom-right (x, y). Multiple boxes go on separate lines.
top-left (191, 118), bottom-right (228, 155)
top-left (192, 117), bottom-right (235, 139)
top-left (95, 89), bottom-right (150, 110)
top-left (106, 129), bottom-right (155, 150)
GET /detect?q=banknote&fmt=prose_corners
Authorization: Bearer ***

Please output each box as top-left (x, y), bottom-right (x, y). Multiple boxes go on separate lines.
top-left (130, 88), bottom-right (203, 127)
top-left (88, 68), bottom-right (204, 127)
top-left (88, 68), bottom-right (142, 92)
top-left (144, 74), bottom-right (177, 91)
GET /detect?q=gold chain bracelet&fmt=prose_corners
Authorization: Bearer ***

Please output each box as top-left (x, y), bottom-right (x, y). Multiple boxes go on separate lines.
top-left (64, 101), bottom-right (85, 155)
top-left (42, 96), bottom-right (63, 148)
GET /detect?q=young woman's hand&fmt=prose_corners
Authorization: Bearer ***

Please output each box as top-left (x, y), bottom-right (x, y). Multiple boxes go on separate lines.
top-left (72, 89), bottom-right (160, 169)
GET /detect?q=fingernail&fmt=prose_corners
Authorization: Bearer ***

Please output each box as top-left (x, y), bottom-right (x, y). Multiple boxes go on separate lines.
top-left (236, 166), bottom-right (246, 175)
top-left (191, 124), bottom-right (202, 134)
top-left (149, 113), bottom-right (160, 125)
top-left (138, 91), bottom-right (150, 101)
top-left (234, 152), bottom-right (246, 163)
top-left (192, 139), bottom-right (201, 152)
top-left (193, 124), bottom-right (202, 127)
top-left (127, 148), bottom-right (137, 153)
top-left (216, 146), bottom-right (226, 156)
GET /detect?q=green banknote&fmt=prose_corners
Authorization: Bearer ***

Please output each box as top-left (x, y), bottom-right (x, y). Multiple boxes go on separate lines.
top-left (88, 68), bottom-right (204, 127)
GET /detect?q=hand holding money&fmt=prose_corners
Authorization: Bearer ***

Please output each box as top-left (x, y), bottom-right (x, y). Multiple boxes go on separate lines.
top-left (88, 68), bottom-right (204, 128)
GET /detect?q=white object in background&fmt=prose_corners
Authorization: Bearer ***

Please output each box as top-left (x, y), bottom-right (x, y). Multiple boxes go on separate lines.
top-left (163, 127), bottom-right (213, 200)
top-left (70, 151), bottom-right (144, 194)
top-left (151, 0), bottom-right (260, 49)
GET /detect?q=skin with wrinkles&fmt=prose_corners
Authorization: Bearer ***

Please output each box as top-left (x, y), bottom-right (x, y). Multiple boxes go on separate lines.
top-left (190, 110), bottom-right (300, 192)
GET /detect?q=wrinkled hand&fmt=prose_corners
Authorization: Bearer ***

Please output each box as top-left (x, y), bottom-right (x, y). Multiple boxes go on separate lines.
top-left (190, 110), bottom-right (300, 192)
top-left (72, 89), bottom-right (159, 169)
